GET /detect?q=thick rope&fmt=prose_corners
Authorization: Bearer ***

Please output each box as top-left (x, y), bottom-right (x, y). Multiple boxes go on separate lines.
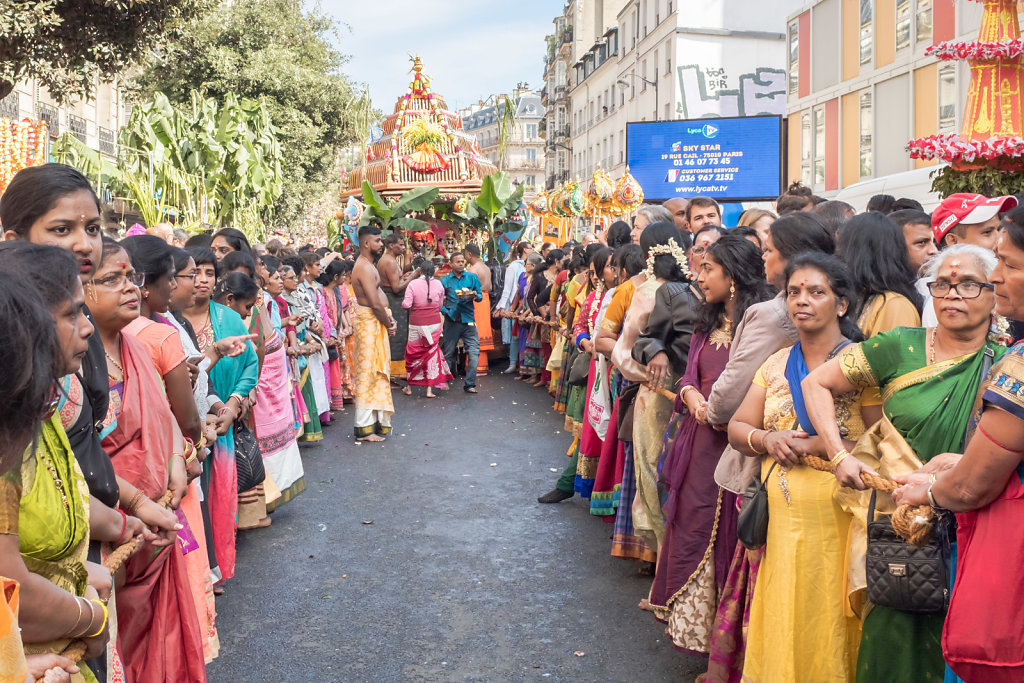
top-left (35, 490), bottom-right (174, 680)
top-left (644, 382), bottom-right (936, 547)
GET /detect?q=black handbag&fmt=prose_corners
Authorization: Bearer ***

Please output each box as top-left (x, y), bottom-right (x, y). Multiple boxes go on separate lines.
top-left (234, 420), bottom-right (266, 493)
top-left (863, 344), bottom-right (992, 613)
top-left (736, 462), bottom-right (777, 550)
top-left (865, 490), bottom-right (950, 613)
top-left (567, 349), bottom-right (592, 386)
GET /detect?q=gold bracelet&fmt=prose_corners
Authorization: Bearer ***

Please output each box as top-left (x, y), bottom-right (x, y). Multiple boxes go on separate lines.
top-left (746, 428), bottom-right (765, 455)
top-left (86, 599), bottom-right (108, 638)
top-left (831, 449), bottom-right (852, 467)
top-left (679, 385), bottom-right (696, 399)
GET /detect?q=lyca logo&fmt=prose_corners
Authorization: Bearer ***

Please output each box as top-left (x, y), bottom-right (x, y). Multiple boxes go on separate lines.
top-left (687, 124), bottom-right (719, 139)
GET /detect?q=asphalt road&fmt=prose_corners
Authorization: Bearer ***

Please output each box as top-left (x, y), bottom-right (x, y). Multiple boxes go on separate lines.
top-left (207, 374), bottom-right (705, 682)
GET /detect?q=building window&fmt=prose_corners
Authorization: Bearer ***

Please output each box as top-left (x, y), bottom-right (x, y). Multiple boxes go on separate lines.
top-left (525, 123), bottom-right (538, 139)
top-left (788, 20), bottom-right (799, 96)
top-left (896, 0), bottom-right (911, 49)
top-left (526, 148), bottom-right (537, 163)
top-left (916, 0), bottom-right (933, 43)
top-left (665, 48), bottom-right (671, 76)
top-left (526, 175), bottom-right (536, 188)
top-left (938, 64), bottom-right (956, 131)
top-left (859, 90), bottom-right (873, 177)
top-left (800, 111), bottom-right (812, 186)
top-left (654, 49), bottom-right (659, 77)
top-left (860, 0), bottom-right (872, 66)
top-left (664, 102), bottom-right (671, 120)
top-left (619, 131), bottom-right (625, 163)
top-left (813, 106), bottom-right (826, 186)
top-left (641, 61), bottom-right (648, 90)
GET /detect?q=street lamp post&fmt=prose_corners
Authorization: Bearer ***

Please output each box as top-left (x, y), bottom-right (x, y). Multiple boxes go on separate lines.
top-left (617, 74), bottom-right (659, 121)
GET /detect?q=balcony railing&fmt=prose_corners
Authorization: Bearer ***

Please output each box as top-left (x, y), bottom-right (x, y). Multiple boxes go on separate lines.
top-left (99, 127), bottom-right (116, 156)
top-left (0, 93), bottom-right (18, 120)
top-left (36, 102), bottom-right (59, 137)
top-left (68, 114), bottom-right (86, 143)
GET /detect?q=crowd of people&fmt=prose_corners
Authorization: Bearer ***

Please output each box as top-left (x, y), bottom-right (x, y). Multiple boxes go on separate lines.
top-left (0, 162), bottom-right (501, 683)
top-left (511, 185), bottom-right (1024, 683)
top-left (2, 159), bottom-right (1024, 682)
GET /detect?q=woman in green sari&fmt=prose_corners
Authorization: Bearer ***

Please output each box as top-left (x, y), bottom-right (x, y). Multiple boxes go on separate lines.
top-left (803, 243), bottom-right (1004, 683)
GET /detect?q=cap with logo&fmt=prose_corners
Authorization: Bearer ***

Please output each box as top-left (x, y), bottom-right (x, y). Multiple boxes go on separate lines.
top-left (931, 193), bottom-right (1018, 242)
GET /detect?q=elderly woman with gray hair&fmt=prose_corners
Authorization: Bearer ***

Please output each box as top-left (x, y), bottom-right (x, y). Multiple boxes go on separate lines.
top-left (801, 243), bottom-right (1006, 683)
top-left (630, 204), bottom-right (674, 244)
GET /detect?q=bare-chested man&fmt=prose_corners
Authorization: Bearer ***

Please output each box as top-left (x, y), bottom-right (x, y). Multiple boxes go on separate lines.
top-left (377, 233), bottom-right (420, 391)
top-left (464, 243), bottom-right (494, 374)
top-left (351, 226), bottom-right (397, 441)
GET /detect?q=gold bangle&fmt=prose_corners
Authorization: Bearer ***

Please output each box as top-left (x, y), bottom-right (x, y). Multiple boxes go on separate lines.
top-left (746, 428), bottom-right (765, 455)
top-left (831, 449), bottom-right (852, 467)
top-left (679, 385), bottom-right (695, 399)
top-left (86, 599), bottom-right (108, 638)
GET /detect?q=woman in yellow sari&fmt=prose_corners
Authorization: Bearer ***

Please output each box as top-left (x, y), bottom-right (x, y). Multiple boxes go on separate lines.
top-left (729, 252), bottom-right (882, 682)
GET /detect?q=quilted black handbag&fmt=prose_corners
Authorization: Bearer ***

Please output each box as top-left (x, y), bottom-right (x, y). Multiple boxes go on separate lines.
top-left (736, 462), bottom-right (777, 550)
top-left (865, 490), bottom-right (950, 613)
top-left (234, 420), bottom-right (266, 493)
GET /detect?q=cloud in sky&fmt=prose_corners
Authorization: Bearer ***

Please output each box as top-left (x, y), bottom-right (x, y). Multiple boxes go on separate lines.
top-left (320, 0), bottom-right (562, 113)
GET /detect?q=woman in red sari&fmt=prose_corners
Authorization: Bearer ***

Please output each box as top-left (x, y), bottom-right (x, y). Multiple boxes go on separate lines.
top-left (89, 238), bottom-right (206, 683)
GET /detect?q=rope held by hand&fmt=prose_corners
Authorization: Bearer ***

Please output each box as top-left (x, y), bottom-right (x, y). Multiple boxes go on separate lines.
top-left (794, 455), bottom-right (936, 547)
top-left (35, 490), bottom-right (174, 681)
top-left (641, 384), bottom-right (937, 547)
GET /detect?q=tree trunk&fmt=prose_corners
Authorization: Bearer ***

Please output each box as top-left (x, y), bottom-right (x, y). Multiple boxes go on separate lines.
top-left (0, 82), bottom-right (13, 101)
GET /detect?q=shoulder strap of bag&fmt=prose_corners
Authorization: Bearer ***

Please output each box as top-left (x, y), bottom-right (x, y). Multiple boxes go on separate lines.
top-left (759, 461), bottom-right (778, 489)
top-left (868, 488), bottom-right (878, 523)
top-left (960, 344), bottom-right (996, 450)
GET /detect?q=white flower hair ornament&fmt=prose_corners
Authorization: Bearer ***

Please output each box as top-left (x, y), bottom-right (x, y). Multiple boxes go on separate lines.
top-left (643, 238), bottom-right (692, 280)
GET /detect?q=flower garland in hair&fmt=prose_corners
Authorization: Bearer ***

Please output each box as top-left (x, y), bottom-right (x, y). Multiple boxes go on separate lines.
top-left (643, 238), bottom-right (692, 280)
top-left (990, 314), bottom-right (1012, 346)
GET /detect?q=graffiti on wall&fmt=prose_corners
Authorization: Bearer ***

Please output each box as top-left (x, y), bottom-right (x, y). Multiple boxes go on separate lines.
top-left (676, 65), bottom-right (787, 119)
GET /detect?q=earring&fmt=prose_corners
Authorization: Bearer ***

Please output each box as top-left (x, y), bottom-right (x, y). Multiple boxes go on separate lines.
top-left (729, 283), bottom-right (735, 300)
top-left (86, 284), bottom-right (97, 303)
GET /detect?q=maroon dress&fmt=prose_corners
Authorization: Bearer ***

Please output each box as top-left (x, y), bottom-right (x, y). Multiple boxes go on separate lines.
top-left (647, 331), bottom-right (738, 653)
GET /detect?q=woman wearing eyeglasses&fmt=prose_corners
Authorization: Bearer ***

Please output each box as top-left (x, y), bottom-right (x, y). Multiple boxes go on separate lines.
top-left (802, 243), bottom-right (1005, 683)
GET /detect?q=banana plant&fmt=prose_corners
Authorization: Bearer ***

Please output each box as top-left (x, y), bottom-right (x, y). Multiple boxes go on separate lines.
top-left (358, 180), bottom-right (439, 236)
top-left (455, 171), bottom-right (525, 259)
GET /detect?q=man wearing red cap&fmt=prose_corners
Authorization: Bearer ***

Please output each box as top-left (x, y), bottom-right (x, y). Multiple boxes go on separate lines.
top-left (920, 193), bottom-right (1018, 326)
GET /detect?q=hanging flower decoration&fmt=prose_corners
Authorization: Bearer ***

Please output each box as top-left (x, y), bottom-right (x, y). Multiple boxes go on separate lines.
top-left (0, 117), bottom-right (49, 194)
top-left (907, 133), bottom-right (1024, 164)
top-left (564, 179), bottom-right (588, 216)
top-left (587, 166), bottom-right (615, 209)
top-left (927, 39), bottom-right (1024, 61)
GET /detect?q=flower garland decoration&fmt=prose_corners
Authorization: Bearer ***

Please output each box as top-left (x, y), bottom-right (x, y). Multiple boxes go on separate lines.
top-left (643, 238), bottom-right (692, 281)
top-left (400, 117), bottom-right (445, 153)
top-left (990, 313), bottom-right (1013, 346)
top-left (927, 39), bottom-right (1024, 62)
top-left (907, 133), bottom-right (1024, 163)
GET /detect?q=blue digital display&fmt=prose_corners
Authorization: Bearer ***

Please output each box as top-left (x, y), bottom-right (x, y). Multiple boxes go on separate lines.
top-left (625, 116), bottom-right (782, 202)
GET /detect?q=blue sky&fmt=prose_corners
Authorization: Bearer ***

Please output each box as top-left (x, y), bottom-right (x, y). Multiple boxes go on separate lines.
top-left (320, 0), bottom-right (562, 113)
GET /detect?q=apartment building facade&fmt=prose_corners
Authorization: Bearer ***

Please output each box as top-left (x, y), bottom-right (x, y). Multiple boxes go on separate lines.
top-left (0, 78), bottom-right (127, 164)
top-left (785, 0), bottom-right (987, 194)
top-left (460, 87), bottom-right (546, 203)
top-left (542, 0), bottom-right (800, 195)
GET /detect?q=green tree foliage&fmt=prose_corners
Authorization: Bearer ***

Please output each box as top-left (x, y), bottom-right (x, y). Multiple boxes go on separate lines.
top-left (133, 0), bottom-right (373, 226)
top-left (0, 0), bottom-right (210, 102)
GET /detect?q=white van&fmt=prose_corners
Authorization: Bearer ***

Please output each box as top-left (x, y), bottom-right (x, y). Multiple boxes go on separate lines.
top-left (833, 165), bottom-right (946, 213)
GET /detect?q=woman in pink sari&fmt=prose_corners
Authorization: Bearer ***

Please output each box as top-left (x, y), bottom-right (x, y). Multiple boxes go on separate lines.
top-left (320, 259), bottom-right (354, 411)
top-left (402, 260), bottom-right (452, 398)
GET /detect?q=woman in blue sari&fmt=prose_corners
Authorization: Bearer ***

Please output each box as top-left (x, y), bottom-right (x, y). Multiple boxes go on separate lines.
top-left (181, 247), bottom-right (258, 584)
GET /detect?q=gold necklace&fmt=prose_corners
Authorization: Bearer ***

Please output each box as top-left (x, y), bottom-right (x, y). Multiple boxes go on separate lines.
top-left (708, 316), bottom-right (733, 350)
top-left (927, 327), bottom-right (936, 366)
top-left (38, 449), bottom-right (70, 511)
top-left (105, 349), bottom-right (124, 381)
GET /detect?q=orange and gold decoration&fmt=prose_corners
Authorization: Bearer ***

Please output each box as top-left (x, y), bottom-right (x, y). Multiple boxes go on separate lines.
top-left (531, 166), bottom-right (644, 245)
top-left (342, 56), bottom-right (497, 200)
top-left (0, 117), bottom-right (48, 194)
top-left (908, 0), bottom-right (1024, 178)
